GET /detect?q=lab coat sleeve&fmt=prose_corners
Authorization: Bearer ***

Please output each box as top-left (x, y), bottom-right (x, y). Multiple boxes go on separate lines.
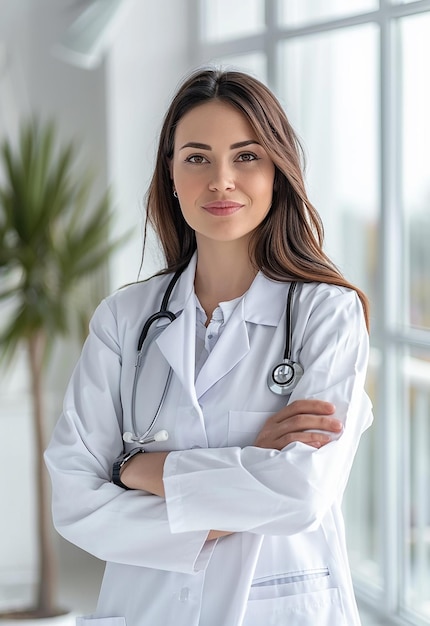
top-left (44, 298), bottom-right (213, 573)
top-left (163, 286), bottom-right (373, 535)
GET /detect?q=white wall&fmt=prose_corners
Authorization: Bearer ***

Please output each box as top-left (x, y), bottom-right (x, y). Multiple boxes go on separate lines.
top-left (0, 1), bottom-right (30, 141)
top-left (0, 0), bottom-right (192, 613)
top-left (106, 0), bottom-right (193, 288)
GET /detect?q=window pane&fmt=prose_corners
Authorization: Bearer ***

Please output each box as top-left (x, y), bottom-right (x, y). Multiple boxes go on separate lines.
top-left (200, 0), bottom-right (265, 42)
top-left (400, 13), bottom-right (430, 329)
top-left (206, 52), bottom-right (267, 84)
top-left (403, 348), bottom-right (430, 620)
top-left (343, 350), bottom-right (382, 589)
top-left (278, 0), bottom-right (378, 27)
top-left (278, 25), bottom-right (379, 315)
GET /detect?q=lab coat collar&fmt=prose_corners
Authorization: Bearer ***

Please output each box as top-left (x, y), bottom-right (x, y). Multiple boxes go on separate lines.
top-left (165, 253), bottom-right (198, 314)
top-left (241, 270), bottom-right (289, 327)
top-left (166, 252), bottom-right (288, 327)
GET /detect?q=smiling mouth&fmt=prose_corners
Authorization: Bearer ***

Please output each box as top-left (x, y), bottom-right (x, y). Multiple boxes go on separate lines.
top-left (202, 201), bottom-right (244, 215)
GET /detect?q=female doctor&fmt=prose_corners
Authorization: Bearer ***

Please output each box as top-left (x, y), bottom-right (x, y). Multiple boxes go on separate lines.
top-left (45, 69), bottom-right (373, 626)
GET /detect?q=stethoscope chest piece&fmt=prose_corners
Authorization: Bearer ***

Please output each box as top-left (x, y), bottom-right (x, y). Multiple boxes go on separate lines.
top-left (266, 280), bottom-right (303, 396)
top-left (267, 359), bottom-right (304, 395)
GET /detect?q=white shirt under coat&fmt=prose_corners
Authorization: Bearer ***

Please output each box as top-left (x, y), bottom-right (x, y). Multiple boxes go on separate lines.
top-left (45, 253), bottom-right (373, 626)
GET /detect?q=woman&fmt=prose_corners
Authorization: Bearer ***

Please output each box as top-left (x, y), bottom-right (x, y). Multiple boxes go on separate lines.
top-left (45, 68), bottom-right (372, 626)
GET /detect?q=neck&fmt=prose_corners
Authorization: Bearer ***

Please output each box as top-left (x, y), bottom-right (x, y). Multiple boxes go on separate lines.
top-left (194, 238), bottom-right (257, 320)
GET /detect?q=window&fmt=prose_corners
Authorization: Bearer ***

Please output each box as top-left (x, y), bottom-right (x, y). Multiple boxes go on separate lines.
top-left (194, 0), bottom-right (430, 623)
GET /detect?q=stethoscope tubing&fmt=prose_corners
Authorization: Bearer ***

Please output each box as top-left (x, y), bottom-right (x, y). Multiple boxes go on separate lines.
top-left (284, 280), bottom-right (298, 361)
top-left (128, 268), bottom-right (184, 444)
top-left (131, 325), bottom-right (174, 444)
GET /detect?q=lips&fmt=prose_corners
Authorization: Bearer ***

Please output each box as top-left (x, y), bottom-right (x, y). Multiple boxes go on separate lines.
top-left (202, 201), bottom-right (244, 216)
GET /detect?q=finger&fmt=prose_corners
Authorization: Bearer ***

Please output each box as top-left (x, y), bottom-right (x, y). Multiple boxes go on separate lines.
top-left (275, 414), bottom-right (343, 434)
top-left (254, 416), bottom-right (342, 448)
top-left (308, 441), bottom-right (328, 449)
top-left (273, 399), bottom-right (336, 423)
top-left (287, 399), bottom-right (336, 416)
top-left (277, 432), bottom-right (333, 450)
top-left (258, 431), bottom-right (333, 451)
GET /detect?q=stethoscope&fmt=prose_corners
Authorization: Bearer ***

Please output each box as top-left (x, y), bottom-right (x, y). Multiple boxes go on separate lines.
top-left (123, 270), bottom-right (304, 445)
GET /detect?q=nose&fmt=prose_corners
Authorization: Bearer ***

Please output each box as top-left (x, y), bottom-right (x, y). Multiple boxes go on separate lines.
top-left (208, 161), bottom-right (235, 192)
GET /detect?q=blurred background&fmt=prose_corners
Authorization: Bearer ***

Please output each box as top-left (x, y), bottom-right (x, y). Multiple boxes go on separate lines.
top-left (0, 1), bottom-right (429, 624)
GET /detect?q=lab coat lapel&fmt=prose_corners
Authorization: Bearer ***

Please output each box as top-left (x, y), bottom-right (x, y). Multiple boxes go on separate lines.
top-left (155, 258), bottom-right (199, 410)
top-left (195, 300), bottom-right (250, 399)
top-left (194, 273), bottom-right (287, 399)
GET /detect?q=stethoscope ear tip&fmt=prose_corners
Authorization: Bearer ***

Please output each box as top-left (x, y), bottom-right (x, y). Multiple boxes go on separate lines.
top-left (153, 429), bottom-right (169, 442)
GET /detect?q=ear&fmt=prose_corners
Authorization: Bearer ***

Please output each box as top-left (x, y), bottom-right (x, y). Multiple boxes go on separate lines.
top-left (168, 157), bottom-right (173, 180)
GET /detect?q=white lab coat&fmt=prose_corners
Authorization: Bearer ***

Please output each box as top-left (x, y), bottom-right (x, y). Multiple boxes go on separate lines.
top-left (45, 253), bottom-right (373, 626)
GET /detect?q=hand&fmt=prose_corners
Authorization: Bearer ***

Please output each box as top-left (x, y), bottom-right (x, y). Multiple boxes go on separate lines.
top-left (254, 399), bottom-right (342, 450)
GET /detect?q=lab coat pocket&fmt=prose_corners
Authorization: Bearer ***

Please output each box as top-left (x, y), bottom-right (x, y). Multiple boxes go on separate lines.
top-left (244, 587), bottom-right (346, 626)
top-left (228, 411), bottom-right (272, 447)
top-left (76, 617), bottom-right (126, 625)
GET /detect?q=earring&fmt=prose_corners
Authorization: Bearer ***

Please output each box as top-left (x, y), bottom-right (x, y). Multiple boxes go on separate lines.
top-left (173, 190), bottom-right (178, 199)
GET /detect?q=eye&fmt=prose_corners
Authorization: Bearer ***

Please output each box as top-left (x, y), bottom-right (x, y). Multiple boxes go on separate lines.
top-left (236, 152), bottom-right (258, 162)
top-left (185, 154), bottom-right (209, 164)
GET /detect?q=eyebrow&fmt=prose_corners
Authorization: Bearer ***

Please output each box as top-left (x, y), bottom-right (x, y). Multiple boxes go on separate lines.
top-left (179, 139), bottom-right (260, 151)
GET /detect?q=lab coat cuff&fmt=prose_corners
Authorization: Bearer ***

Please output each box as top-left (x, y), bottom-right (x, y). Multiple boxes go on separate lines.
top-left (164, 451), bottom-right (194, 534)
top-left (164, 452), bottom-right (216, 572)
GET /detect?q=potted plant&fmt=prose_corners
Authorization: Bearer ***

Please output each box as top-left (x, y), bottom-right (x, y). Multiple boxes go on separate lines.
top-left (0, 119), bottom-right (123, 620)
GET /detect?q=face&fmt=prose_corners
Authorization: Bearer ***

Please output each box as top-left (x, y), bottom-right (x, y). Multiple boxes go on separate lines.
top-left (170, 100), bottom-right (275, 248)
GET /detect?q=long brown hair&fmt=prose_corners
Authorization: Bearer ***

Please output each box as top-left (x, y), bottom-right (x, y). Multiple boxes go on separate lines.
top-left (145, 68), bottom-right (370, 329)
